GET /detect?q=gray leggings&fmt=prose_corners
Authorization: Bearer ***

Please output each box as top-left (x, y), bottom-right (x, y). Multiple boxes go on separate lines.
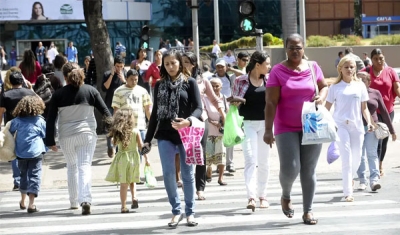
top-left (275, 132), bottom-right (322, 213)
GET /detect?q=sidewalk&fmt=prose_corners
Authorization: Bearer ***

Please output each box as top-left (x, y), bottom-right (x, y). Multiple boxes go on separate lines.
top-left (0, 134), bottom-right (345, 192)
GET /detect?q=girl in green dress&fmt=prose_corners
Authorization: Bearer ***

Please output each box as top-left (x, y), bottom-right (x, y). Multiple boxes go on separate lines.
top-left (105, 108), bottom-right (149, 213)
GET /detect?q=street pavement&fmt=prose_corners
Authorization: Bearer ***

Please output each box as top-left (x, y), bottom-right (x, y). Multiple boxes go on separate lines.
top-left (1, 69), bottom-right (400, 234)
top-left (1, 113), bottom-right (400, 234)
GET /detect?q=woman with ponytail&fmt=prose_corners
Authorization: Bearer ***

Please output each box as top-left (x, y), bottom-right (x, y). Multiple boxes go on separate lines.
top-left (230, 51), bottom-right (271, 211)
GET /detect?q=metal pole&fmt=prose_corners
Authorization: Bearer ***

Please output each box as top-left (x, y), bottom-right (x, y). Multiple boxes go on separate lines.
top-left (214, 0), bottom-right (220, 44)
top-left (299, 0), bottom-right (307, 46)
top-left (191, 0), bottom-right (200, 63)
top-left (255, 29), bottom-right (263, 52)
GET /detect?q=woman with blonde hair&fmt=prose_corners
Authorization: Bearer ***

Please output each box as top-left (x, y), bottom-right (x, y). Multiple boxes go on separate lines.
top-left (46, 63), bottom-right (111, 215)
top-left (325, 56), bottom-right (373, 202)
top-left (1, 67), bottom-right (32, 93)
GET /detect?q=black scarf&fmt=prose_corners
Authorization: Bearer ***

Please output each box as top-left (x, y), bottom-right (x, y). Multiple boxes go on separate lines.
top-left (157, 73), bottom-right (184, 121)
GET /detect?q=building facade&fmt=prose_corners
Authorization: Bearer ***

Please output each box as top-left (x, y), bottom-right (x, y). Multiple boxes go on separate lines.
top-left (306, 0), bottom-right (400, 36)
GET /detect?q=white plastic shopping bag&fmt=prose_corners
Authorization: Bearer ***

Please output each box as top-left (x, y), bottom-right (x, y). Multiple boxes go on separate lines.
top-left (301, 102), bottom-right (338, 145)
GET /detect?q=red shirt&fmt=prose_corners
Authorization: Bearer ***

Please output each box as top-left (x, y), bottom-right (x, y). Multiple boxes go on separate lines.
top-left (19, 61), bottom-right (42, 84)
top-left (145, 62), bottom-right (160, 88)
top-left (362, 66), bottom-right (400, 113)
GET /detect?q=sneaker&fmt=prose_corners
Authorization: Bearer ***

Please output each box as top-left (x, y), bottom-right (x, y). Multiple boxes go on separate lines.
top-left (358, 183), bottom-right (367, 190)
top-left (81, 202), bottom-right (91, 215)
top-left (12, 185), bottom-right (19, 191)
top-left (371, 183), bottom-right (381, 192)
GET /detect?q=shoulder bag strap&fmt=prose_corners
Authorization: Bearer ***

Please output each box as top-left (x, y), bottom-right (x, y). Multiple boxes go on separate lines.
top-left (308, 61), bottom-right (319, 96)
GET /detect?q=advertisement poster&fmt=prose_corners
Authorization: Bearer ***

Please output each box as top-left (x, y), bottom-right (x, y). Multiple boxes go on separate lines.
top-left (0, 0), bottom-right (86, 21)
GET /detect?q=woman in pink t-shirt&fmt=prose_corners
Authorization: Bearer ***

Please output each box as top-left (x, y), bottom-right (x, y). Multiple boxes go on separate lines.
top-left (145, 50), bottom-right (163, 100)
top-left (265, 34), bottom-right (328, 225)
top-left (361, 48), bottom-right (400, 176)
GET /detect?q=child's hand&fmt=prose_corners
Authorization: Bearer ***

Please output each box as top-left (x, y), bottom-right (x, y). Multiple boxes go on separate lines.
top-left (50, 145), bottom-right (58, 152)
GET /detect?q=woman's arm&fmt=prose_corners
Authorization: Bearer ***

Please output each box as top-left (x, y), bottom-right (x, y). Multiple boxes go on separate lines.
top-left (264, 86), bottom-right (280, 147)
top-left (144, 82), bottom-right (160, 143)
top-left (325, 101), bottom-right (333, 111)
top-left (45, 93), bottom-right (59, 146)
top-left (361, 101), bottom-right (373, 132)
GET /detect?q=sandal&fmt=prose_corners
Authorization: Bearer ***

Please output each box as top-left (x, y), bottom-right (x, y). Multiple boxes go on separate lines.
top-left (281, 197), bottom-right (294, 218)
top-left (121, 207), bottom-right (129, 213)
top-left (168, 214), bottom-right (183, 228)
top-left (302, 214), bottom-right (318, 225)
top-left (186, 215), bottom-right (198, 227)
top-left (27, 205), bottom-right (40, 213)
top-left (196, 191), bottom-right (206, 200)
top-left (259, 198), bottom-right (269, 209)
top-left (19, 201), bottom-right (26, 210)
top-left (131, 198), bottom-right (139, 209)
top-left (247, 198), bottom-right (256, 212)
top-left (217, 180), bottom-right (227, 186)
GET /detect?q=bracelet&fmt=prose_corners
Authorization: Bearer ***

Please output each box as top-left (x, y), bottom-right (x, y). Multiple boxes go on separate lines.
top-left (187, 117), bottom-right (192, 127)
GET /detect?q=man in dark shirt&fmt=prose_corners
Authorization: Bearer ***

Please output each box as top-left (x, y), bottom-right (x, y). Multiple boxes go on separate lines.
top-left (101, 56), bottom-right (127, 157)
top-left (0, 71), bottom-right (37, 191)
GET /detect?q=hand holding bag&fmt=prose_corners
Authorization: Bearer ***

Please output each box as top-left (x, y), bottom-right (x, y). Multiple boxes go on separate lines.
top-left (374, 122), bottom-right (390, 139)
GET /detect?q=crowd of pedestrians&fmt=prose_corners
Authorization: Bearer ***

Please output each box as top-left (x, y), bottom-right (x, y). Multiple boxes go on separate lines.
top-left (1, 34), bottom-right (399, 229)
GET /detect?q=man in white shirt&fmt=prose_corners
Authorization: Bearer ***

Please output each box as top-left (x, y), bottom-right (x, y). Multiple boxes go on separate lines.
top-left (211, 39), bottom-right (221, 71)
top-left (362, 52), bottom-right (372, 67)
top-left (47, 43), bottom-right (59, 64)
top-left (223, 50), bottom-right (236, 66)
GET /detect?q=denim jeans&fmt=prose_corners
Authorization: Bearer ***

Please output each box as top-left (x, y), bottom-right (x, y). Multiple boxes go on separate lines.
top-left (157, 139), bottom-right (195, 216)
top-left (357, 129), bottom-right (380, 185)
top-left (139, 129), bottom-right (146, 162)
top-left (106, 107), bottom-right (114, 150)
top-left (12, 159), bottom-right (20, 187)
top-left (18, 156), bottom-right (43, 197)
top-left (38, 55), bottom-right (44, 65)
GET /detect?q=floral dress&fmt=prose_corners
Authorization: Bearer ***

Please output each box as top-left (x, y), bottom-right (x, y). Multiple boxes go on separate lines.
top-left (105, 129), bottom-right (140, 183)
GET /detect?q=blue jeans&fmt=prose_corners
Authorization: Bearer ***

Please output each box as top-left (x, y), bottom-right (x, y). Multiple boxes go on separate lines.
top-left (357, 130), bottom-right (380, 185)
top-left (38, 55), bottom-right (44, 65)
top-left (9, 59), bottom-right (16, 67)
top-left (157, 139), bottom-right (195, 216)
top-left (18, 157), bottom-right (43, 197)
top-left (106, 107), bottom-right (114, 150)
top-left (12, 159), bottom-right (20, 187)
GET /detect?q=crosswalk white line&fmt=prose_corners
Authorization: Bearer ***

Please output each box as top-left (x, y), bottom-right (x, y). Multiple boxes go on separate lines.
top-left (0, 200), bottom-right (396, 226)
top-left (1, 208), bottom-right (399, 235)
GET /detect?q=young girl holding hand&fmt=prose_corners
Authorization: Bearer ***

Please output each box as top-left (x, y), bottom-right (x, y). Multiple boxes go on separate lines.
top-left (105, 108), bottom-right (149, 213)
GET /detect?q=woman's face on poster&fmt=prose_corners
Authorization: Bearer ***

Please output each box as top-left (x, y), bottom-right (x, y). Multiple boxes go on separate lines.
top-left (34, 4), bottom-right (43, 16)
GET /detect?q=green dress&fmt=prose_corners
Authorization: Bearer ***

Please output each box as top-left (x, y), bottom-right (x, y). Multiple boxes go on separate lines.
top-left (105, 129), bottom-right (140, 184)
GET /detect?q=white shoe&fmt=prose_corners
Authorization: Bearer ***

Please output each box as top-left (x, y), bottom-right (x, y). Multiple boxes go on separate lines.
top-left (358, 183), bottom-right (367, 190)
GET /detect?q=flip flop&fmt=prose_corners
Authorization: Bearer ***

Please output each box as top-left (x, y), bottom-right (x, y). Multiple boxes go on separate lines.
top-left (19, 202), bottom-right (26, 210)
top-left (27, 205), bottom-right (40, 213)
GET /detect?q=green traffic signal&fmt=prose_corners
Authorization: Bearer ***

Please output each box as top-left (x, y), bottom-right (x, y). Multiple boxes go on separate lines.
top-left (240, 18), bottom-right (255, 32)
top-left (142, 42), bottom-right (148, 49)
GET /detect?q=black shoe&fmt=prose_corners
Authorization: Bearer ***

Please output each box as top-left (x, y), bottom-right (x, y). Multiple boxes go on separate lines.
top-left (12, 185), bottom-right (19, 191)
top-left (81, 202), bottom-right (91, 215)
top-left (227, 166), bottom-right (236, 173)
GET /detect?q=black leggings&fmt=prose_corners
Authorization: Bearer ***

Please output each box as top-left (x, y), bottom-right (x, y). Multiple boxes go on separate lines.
top-left (377, 111), bottom-right (394, 162)
top-left (196, 119), bottom-right (209, 192)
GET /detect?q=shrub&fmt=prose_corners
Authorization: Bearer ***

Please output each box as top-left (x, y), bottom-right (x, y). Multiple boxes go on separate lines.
top-left (263, 33), bottom-right (274, 45)
top-left (371, 35), bottom-right (400, 45)
top-left (332, 34), bottom-right (346, 41)
top-left (307, 35), bottom-right (335, 47)
top-left (342, 35), bottom-right (363, 46)
top-left (271, 37), bottom-right (283, 45)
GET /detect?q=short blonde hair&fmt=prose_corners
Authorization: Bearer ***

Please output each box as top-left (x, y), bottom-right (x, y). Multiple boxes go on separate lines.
top-left (4, 67), bottom-right (22, 91)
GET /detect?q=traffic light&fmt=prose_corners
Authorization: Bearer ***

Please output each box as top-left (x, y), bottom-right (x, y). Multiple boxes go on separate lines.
top-left (238, 0), bottom-right (256, 35)
top-left (140, 25), bottom-right (150, 49)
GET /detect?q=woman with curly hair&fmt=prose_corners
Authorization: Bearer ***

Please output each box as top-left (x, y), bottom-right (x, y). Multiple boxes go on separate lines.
top-left (45, 63), bottom-right (111, 215)
top-left (19, 49), bottom-right (42, 84)
top-left (9, 96), bottom-right (54, 213)
top-left (105, 108), bottom-right (149, 213)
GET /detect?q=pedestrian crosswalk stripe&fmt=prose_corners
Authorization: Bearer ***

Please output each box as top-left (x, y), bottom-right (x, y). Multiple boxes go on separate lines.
top-left (1, 208), bottom-right (399, 235)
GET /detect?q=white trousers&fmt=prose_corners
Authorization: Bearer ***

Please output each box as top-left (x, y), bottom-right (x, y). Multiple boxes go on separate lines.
top-left (336, 122), bottom-right (364, 197)
top-left (241, 120), bottom-right (270, 199)
top-left (59, 132), bottom-right (97, 206)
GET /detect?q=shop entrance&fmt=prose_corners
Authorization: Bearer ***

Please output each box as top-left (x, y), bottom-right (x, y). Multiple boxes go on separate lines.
top-left (16, 39), bottom-right (67, 63)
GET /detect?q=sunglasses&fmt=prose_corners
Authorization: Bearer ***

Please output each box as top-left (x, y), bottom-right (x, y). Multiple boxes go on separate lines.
top-left (241, 58), bottom-right (249, 62)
